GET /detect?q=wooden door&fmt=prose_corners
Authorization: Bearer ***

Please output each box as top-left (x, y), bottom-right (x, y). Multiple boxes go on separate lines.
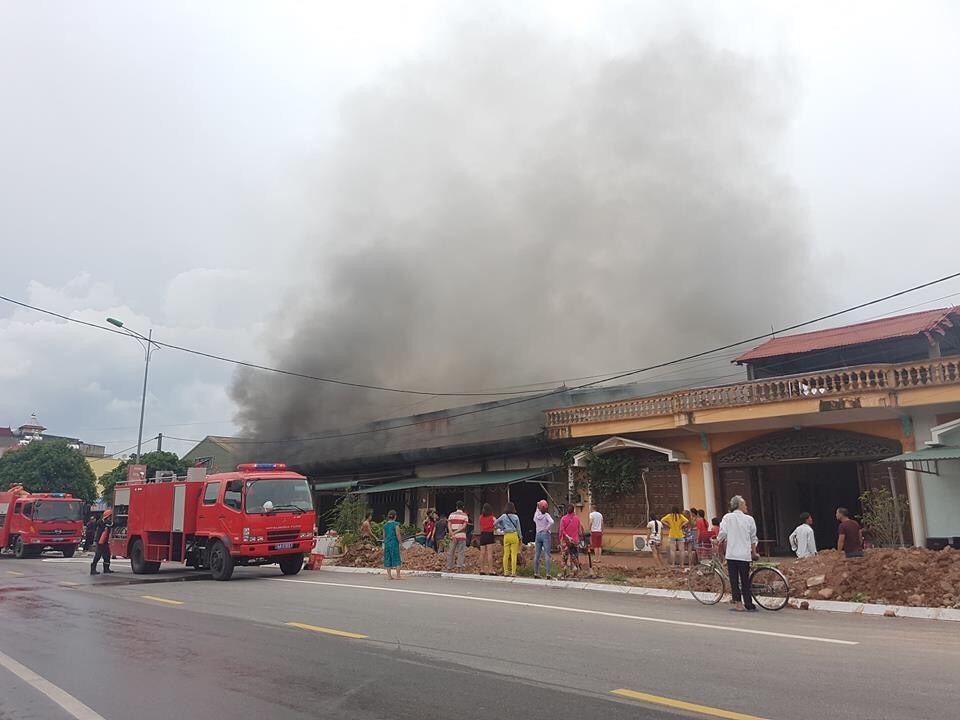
top-left (719, 467), bottom-right (755, 515)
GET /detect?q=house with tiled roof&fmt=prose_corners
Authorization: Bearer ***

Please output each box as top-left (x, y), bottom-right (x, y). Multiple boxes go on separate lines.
top-left (545, 307), bottom-right (960, 552)
top-left (735, 306), bottom-right (960, 378)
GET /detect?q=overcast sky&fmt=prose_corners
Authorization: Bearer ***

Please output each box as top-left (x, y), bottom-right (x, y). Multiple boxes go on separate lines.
top-left (2, 1), bottom-right (959, 458)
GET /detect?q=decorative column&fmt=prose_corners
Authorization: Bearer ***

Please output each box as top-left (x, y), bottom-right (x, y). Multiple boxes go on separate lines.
top-left (702, 461), bottom-right (717, 521)
top-left (905, 468), bottom-right (927, 547)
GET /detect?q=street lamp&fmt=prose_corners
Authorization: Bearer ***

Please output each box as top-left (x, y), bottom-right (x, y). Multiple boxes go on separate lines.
top-left (107, 317), bottom-right (159, 462)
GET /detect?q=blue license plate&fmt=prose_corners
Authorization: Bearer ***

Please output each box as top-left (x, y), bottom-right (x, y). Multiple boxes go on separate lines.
top-left (275, 542), bottom-right (295, 549)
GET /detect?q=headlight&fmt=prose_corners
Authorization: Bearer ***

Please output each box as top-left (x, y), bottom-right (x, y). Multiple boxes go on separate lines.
top-left (242, 527), bottom-right (251, 541)
top-left (300, 532), bottom-right (314, 539)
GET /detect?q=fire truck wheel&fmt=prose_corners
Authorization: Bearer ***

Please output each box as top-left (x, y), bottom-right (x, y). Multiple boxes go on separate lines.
top-left (62, 547), bottom-right (76, 558)
top-left (14, 537), bottom-right (27, 559)
top-left (130, 538), bottom-right (148, 574)
top-left (279, 554), bottom-right (304, 576)
top-left (209, 541), bottom-right (235, 581)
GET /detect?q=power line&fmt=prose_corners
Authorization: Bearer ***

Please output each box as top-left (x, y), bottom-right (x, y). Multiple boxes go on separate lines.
top-left (107, 437), bottom-right (158, 457)
top-left (0, 294), bottom-right (548, 398)
top-left (155, 287), bottom-right (960, 451)
top-left (221, 271), bottom-right (960, 445)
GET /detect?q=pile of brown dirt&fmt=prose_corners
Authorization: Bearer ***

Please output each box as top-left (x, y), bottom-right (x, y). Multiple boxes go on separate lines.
top-left (337, 542), bottom-right (504, 573)
top-left (779, 547), bottom-right (960, 608)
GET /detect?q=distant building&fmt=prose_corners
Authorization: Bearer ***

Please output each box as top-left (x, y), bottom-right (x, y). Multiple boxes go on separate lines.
top-left (0, 413), bottom-right (116, 497)
top-left (181, 435), bottom-right (246, 474)
top-left (0, 413), bottom-right (106, 458)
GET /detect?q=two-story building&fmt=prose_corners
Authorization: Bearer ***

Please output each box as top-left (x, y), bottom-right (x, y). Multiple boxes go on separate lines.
top-left (545, 307), bottom-right (960, 552)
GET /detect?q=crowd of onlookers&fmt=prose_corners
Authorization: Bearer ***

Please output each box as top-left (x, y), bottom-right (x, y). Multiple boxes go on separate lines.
top-left (359, 496), bottom-right (866, 594)
top-left (360, 499), bottom-right (605, 579)
top-left (645, 507), bottom-right (720, 568)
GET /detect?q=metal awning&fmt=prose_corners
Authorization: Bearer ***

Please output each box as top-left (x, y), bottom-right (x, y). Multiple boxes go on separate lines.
top-left (879, 446), bottom-right (960, 476)
top-left (880, 447), bottom-right (960, 463)
top-left (312, 480), bottom-right (359, 492)
top-left (354, 468), bottom-right (555, 494)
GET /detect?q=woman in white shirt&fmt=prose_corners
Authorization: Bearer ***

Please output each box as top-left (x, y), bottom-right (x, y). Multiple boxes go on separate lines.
top-left (647, 513), bottom-right (664, 567)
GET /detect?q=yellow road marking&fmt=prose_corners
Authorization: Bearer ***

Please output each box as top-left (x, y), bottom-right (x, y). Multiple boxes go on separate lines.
top-left (59, 581), bottom-right (78, 586)
top-left (285, 622), bottom-right (367, 639)
top-left (6, 570), bottom-right (25, 576)
top-left (612, 689), bottom-right (769, 720)
top-left (141, 595), bottom-right (184, 606)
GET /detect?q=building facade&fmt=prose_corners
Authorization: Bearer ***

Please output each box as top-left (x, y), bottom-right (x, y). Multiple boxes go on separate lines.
top-left (545, 307), bottom-right (960, 551)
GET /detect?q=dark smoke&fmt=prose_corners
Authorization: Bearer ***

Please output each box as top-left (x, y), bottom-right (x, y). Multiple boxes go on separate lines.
top-left (231, 24), bottom-right (812, 439)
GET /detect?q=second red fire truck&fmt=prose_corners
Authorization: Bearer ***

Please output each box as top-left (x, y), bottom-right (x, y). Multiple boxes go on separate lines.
top-left (110, 463), bottom-right (315, 580)
top-left (0, 485), bottom-right (85, 558)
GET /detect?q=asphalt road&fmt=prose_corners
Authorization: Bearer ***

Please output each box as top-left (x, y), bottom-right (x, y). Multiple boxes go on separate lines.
top-left (1, 555), bottom-right (958, 720)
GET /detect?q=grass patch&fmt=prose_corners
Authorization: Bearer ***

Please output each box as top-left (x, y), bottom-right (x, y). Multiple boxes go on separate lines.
top-left (516, 564), bottom-right (563, 578)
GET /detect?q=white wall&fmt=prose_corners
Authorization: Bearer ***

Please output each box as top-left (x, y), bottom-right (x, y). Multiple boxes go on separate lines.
top-left (921, 458), bottom-right (960, 539)
top-left (912, 412), bottom-right (960, 541)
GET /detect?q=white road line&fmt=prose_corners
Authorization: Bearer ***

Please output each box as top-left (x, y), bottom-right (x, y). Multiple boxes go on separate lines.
top-left (276, 578), bottom-right (858, 646)
top-left (0, 648), bottom-right (106, 720)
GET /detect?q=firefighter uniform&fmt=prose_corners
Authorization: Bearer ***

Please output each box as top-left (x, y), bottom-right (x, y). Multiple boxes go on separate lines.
top-left (90, 511), bottom-right (114, 575)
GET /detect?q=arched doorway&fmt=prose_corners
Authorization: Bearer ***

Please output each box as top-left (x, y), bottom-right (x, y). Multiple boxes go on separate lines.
top-left (715, 428), bottom-right (907, 553)
top-left (573, 437), bottom-right (689, 531)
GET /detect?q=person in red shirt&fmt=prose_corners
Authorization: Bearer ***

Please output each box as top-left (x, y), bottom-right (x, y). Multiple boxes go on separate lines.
top-left (423, 511), bottom-right (436, 551)
top-left (708, 517), bottom-right (721, 554)
top-left (478, 503), bottom-right (497, 575)
top-left (695, 509), bottom-right (711, 558)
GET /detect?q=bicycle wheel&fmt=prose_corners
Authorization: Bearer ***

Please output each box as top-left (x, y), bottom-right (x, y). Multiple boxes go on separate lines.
top-left (750, 566), bottom-right (790, 610)
top-left (688, 564), bottom-right (725, 605)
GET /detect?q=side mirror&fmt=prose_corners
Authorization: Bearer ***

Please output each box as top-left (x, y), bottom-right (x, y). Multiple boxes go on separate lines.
top-left (226, 480), bottom-right (243, 493)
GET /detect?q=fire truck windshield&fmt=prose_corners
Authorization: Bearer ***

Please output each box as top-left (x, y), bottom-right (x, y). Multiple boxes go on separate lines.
top-left (244, 479), bottom-right (313, 514)
top-left (33, 499), bottom-right (83, 522)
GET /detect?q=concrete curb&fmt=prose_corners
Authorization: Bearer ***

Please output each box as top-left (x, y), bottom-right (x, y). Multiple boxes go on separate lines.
top-left (318, 565), bottom-right (960, 622)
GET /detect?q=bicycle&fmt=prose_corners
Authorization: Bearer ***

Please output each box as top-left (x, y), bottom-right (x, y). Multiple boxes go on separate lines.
top-left (687, 552), bottom-right (790, 611)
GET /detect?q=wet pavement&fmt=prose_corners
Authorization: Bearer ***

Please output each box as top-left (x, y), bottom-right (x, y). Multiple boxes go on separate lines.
top-left (0, 555), bottom-right (674, 720)
top-left (2, 553), bottom-right (958, 720)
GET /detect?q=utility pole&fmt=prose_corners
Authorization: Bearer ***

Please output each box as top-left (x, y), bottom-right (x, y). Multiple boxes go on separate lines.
top-left (106, 318), bottom-right (158, 463)
top-left (157, 433), bottom-right (163, 452)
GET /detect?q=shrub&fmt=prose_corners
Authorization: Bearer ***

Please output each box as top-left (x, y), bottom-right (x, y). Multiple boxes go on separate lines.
top-left (859, 487), bottom-right (909, 548)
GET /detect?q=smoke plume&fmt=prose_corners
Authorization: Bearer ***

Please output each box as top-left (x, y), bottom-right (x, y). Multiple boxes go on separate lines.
top-left (231, 23), bottom-right (812, 439)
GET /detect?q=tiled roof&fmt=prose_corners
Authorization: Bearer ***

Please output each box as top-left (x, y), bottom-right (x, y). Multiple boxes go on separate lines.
top-left (735, 307), bottom-right (960, 363)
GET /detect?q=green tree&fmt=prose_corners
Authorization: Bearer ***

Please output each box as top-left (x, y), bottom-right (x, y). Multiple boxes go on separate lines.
top-left (99, 451), bottom-right (189, 501)
top-left (0, 442), bottom-right (98, 502)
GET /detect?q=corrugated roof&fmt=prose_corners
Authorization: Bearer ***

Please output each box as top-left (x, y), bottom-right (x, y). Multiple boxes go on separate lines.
top-left (879, 446), bottom-right (960, 463)
top-left (312, 480), bottom-right (359, 492)
top-left (354, 468), bottom-right (555, 494)
top-left (735, 307), bottom-right (960, 363)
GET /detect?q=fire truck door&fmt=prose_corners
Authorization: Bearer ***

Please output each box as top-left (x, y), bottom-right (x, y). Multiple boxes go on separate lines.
top-left (195, 481), bottom-right (221, 536)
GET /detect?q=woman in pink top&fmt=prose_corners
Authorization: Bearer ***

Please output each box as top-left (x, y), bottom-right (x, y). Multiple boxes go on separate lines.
top-left (558, 504), bottom-right (582, 578)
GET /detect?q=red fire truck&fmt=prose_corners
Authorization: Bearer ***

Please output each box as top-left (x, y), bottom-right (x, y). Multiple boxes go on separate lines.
top-left (0, 485), bottom-right (85, 558)
top-left (109, 463), bottom-right (315, 580)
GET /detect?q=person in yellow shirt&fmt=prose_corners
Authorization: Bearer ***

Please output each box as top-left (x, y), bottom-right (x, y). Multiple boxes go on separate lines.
top-left (660, 507), bottom-right (689, 567)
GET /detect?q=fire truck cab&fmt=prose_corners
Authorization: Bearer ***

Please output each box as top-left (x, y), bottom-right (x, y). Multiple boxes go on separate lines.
top-left (110, 463), bottom-right (315, 580)
top-left (0, 486), bottom-right (84, 558)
